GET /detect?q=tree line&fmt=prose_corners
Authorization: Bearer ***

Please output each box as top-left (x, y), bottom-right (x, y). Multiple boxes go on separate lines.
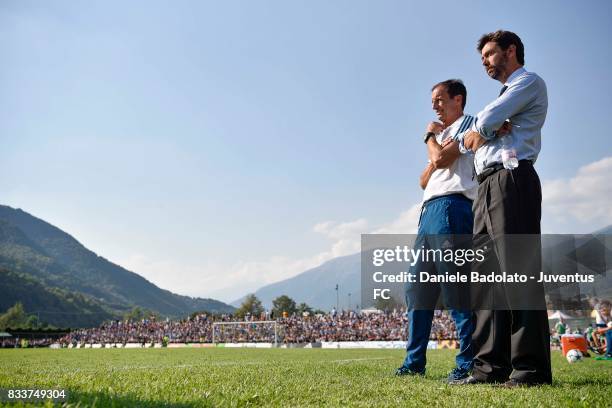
top-left (233, 294), bottom-right (327, 318)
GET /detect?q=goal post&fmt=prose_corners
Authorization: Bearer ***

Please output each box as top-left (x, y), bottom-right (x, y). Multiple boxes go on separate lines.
top-left (212, 320), bottom-right (279, 346)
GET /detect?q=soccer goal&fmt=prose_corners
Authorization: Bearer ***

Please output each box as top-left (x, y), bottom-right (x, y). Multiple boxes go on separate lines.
top-left (212, 321), bottom-right (279, 346)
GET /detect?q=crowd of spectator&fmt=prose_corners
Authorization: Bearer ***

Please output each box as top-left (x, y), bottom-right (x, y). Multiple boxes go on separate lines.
top-left (0, 337), bottom-right (57, 348)
top-left (8, 305), bottom-right (608, 349)
top-left (59, 309), bottom-right (459, 346)
top-left (279, 310), bottom-right (456, 343)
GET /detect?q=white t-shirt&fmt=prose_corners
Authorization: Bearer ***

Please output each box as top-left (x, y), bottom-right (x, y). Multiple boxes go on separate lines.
top-left (423, 115), bottom-right (478, 202)
top-left (595, 307), bottom-right (611, 326)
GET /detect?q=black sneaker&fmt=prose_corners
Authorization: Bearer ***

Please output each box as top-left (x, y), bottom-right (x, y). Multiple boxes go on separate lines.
top-left (395, 366), bottom-right (425, 376)
top-left (447, 367), bottom-right (471, 384)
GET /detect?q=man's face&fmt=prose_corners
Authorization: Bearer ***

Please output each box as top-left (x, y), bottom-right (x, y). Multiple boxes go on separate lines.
top-left (431, 85), bottom-right (461, 125)
top-left (481, 41), bottom-right (509, 81)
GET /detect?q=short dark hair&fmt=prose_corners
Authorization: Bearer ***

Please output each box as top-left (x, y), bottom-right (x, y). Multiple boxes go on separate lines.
top-left (431, 79), bottom-right (467, 109)
top-left (477, 30), bottom-right (525, 65)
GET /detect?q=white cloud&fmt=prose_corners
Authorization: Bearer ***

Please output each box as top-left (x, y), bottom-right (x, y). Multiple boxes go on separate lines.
top-left (313, 218), bottom-right (368, 258)
top-left (373, 203), bottom-right (421, 234)
top-left (542, 156), bottom-right (612, 232)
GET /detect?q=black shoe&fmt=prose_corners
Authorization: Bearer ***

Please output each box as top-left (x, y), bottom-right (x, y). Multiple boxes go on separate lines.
top-left (447, 367), bottom-right (471, 384)
top-left (499, 379), bottom-right (535, 388)
top-left (499, 378), bottom-right (549, 388)
top-left (450, 375), bottom-right (491, 385)
top-left (395, 366), bottom-right (425, 377)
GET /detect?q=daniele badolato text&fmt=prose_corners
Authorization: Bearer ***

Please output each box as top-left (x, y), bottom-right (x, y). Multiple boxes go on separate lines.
top-left (372, 271), bottom-right (595, 283)
top-left (370, 246), bottom-right (595, 284)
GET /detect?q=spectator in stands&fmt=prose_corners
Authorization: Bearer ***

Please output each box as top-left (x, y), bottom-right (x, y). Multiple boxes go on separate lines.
top-left (59, 309), bottom-right (459, 346)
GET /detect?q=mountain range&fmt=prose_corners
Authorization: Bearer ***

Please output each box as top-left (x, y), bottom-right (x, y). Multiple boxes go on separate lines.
top-left (0, 205), bottom-right (234, 327)
top-left (233, 253), bottom-right (361, 310)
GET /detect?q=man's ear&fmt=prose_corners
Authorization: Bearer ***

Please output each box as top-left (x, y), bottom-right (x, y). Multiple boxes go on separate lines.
top-left (453, 94), bottom-right (463, 107)
top-left (507, 44), bottom-right (517, 60)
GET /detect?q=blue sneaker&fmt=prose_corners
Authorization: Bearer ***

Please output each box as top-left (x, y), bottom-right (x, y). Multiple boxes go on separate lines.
top-left (395, 366), bottom-right (425, 376)
top-left (447, 367), bottom-right (471, 384)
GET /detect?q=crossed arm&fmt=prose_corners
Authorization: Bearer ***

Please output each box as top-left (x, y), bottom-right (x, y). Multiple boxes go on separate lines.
top-left (419, 136), bottom-right (459, 189)
top-left (464, 74), bottom-right (541, 151)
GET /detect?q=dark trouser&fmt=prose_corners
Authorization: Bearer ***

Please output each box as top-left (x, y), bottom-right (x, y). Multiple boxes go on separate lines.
top-left (471, 162), bottom-right (552, 384)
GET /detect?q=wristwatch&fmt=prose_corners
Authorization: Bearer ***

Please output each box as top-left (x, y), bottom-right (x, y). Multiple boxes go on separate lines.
top-left (424, 131), bottom-right (436, 144)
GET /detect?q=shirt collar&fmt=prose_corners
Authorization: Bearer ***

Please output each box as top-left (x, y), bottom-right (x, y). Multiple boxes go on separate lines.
top-left (449, 114), bottom-right (465, 130)
top-left (442, 114), bottom-right (465, 135)
top-left (505, 67), bottom-right (527, 86)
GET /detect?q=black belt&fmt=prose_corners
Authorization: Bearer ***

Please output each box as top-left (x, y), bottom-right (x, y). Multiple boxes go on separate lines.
top-left (476, 160), bottom-right (532, 184)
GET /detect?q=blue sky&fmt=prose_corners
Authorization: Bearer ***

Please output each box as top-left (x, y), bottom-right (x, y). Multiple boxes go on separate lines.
top-left (1, 1), bottom-right (611, 302)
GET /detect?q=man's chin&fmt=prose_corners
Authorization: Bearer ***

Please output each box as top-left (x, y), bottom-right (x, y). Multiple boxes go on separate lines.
top-left (488, 70), bottom-right (500, 80)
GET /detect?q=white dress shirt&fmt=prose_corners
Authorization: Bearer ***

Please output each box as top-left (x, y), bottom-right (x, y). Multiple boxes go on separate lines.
top-left (461, 67), bottom-right (548, 175)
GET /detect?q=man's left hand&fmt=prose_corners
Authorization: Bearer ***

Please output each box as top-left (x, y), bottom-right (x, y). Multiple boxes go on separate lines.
top-left (464, 130), bottom-right (487, 151)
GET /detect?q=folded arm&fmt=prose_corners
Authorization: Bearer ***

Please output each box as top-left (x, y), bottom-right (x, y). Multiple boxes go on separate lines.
top-left (426, 137), bottom-right (460, 169)
top-left (476, 74), bottom-right (540, 140)
top-left (463, 73), bottom-right (541, 152)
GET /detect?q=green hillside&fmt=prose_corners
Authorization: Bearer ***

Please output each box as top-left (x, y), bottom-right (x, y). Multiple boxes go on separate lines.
top-left (0, 205), bottom-right (234, 327)
top-left (0, 268), bottom-right (113, 328)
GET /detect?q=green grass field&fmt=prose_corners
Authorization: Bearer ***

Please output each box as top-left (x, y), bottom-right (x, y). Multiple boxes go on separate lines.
top-left (0, 348), bottom-right (610, 407)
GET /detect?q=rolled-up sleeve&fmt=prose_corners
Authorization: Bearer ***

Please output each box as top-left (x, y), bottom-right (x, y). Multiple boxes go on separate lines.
top-left (476, 74), bottom-right (540, 140)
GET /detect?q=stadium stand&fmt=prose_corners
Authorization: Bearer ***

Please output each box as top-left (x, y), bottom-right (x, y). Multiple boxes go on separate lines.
top-left (58, 310), bottom-right (459, 346)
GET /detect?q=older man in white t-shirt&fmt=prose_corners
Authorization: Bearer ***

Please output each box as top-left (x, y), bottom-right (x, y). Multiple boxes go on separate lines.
top-left (396, 79), bottom-right (477, 384)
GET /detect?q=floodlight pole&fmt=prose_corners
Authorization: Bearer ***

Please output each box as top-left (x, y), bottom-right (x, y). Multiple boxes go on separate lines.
top-left (335, 284), bottom-right (339, 312)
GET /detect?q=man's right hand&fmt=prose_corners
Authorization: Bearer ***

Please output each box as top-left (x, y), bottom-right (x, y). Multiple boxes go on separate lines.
top-left (426, 121), bottom-right (443, 134)
top-left (497, 120), bottom-right (512, 136)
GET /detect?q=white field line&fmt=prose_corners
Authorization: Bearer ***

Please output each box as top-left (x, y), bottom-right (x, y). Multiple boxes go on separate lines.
top-left (328, 357), bottom-right (391, 363)
top-left (25, 357), bottom-right (394, 374)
